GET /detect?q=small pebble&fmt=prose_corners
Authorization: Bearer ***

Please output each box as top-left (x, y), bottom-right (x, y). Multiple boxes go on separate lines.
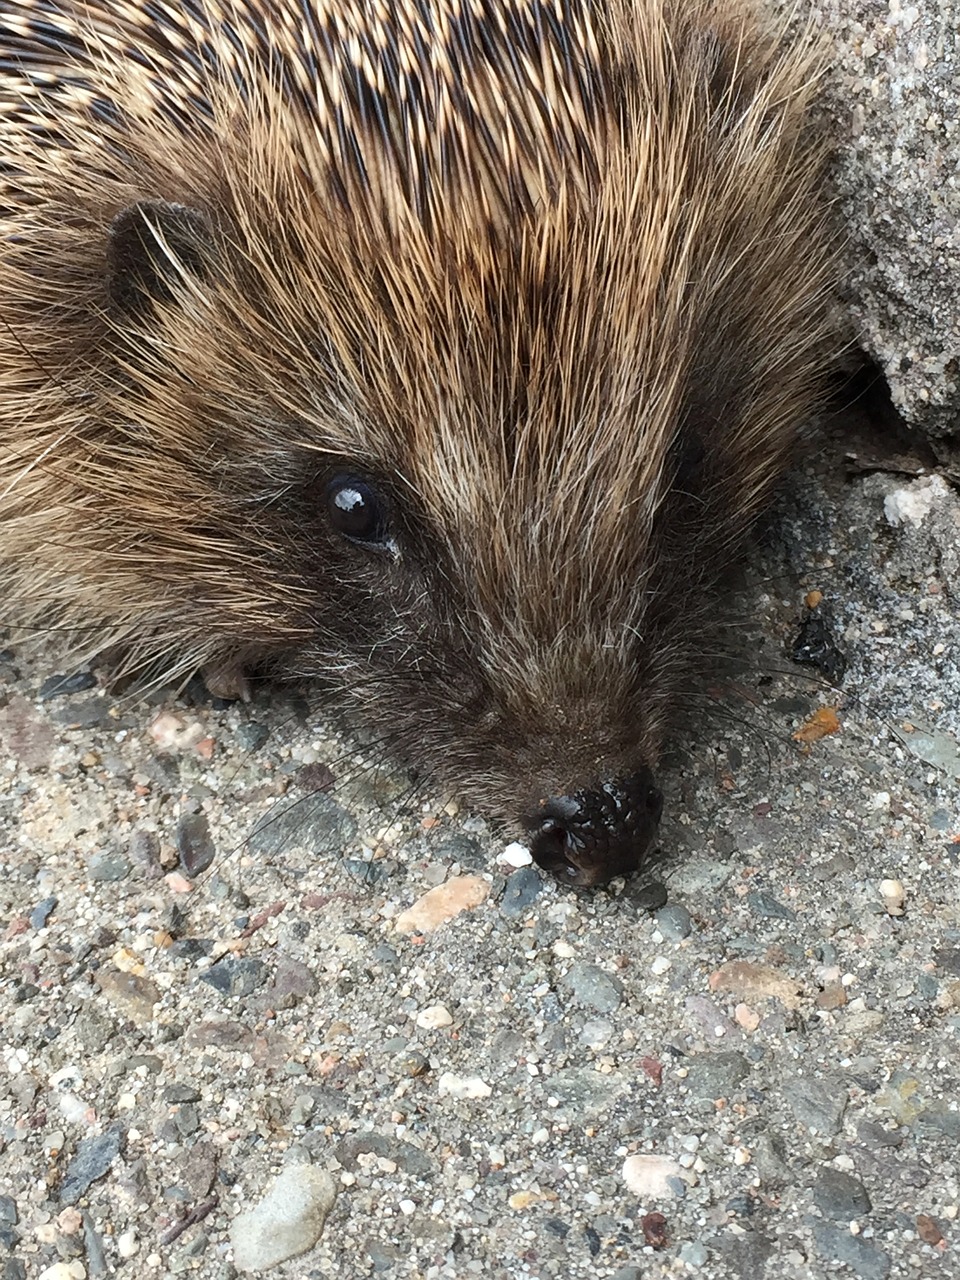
top-left (655, 904), bottom-right (692, 941)
top-left (116, 1231), bottom-right (138, 1259)
top-left (201, 957), bottom-right (267, 998)
top-left (235, 721), bottom-right (269, 752)
top-left (393, 876), bottom-right (490, 933)
top-left (437, 1073), bottom-right (492, 1100)
top-left (812, 1222), bottom-right (890, 1280)
top-left (37, 1265), bottom-right (85, 1280)
top-left (149, 712), bottom-right (205, 753)
top-left (86, 851), bottom-right (131, 883)
top-left (747, 889), bottom-right (795, 921)
top-left (678, 1241), bottom-right (709, 1268)
top-left (500, 865), bottom-right (544, 917)
top-left (415, 1004), bottom-right (453, 1030)
top-left (60, 1129), bottom-right (123, 1206)
top-left (30, 897), bottom-right (57, 929)
top-left (176, 812), bottom-right (217, 877)
top-left (632, 880), bottom-right (669, 911)
top-left (561, 962), bottom-right (625, 1014)
top-left (879, 878), bottom-right (906, 916)
top-left (783, 1075), bottom-right (849, 1136)
top-left (38, 671), bottom-right (97, 700)
top-left (622, 1155), bottom-right (689, 1200)
top-left (499, 841), bottom-right (532, 868)
top-left (812, 1167), bottom-right (872, 1220)
top-left (230, 1165), bottom-right (337, 1271)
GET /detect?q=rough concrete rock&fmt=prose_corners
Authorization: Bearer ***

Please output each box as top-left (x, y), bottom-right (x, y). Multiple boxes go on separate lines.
top-left (813, 0), bottom-right (960, 435)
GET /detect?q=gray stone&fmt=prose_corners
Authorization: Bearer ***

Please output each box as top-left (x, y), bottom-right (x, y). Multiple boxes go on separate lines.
top-left (163, 1083), bottom-right (201, 1103)
top-left (434, 834), bottom-right (486, 870)
top-left (560, 962), bottom-right (625, 1014)
top-left (235, 721), bottom-right (269, 752)
top-left (783, 1074), bottom-right (849, 1135)
top-left (176, 811), bottom-right (216, 877)
top-left (609, 1269), bottom-right (643, 1280)
top-left (686, 1052), bottom-right (750, 1101)
top-left (29, 897), bottom-right (57, 929)
top-left (73, 1008), bottom-right (115, 1052)
top-left (747, 890), bottom-right (795, 921)
top-left (916, 1101), bottom-right (960, 1140)
top-left (678, 1241), bottom-right (709, 1268)
top-left (249, 792), bottom-right (357, 855)
top-left (753, 1134), bottom-right (792, 1189)
top-left (86, 849), bottom-right (132, 882)
top-left (60, 1127), bottom-right (124, 1205)
top-left (500, 865), bottom-right (544, 917)
top-left (813, 1221), bottom-right (890, 1280)
top-left (290, 1094), bottom-right (316, 1126)
top-left (82, 1209), bottom-right (108, 1279)
top-left (631, 880), bottom-right (668, 911)
top-left (38, 670), bottom-right (97, 699)
top-left (813, 1168), bottom-right (872, 1220)
top-left (201, 957), bottom-right (267, 998)
top-left (656, 904), bottom-right (692, 941)
top-left (335, 1132), bottom-right (436, 1178)
top-left (855, 1120), bottom-right (903, 1149)
top-left (343, 857), bottom-right (393, 885)
top-left (174, 1104), bottom-right (201, 1138)
top-left (543, 1066), bottom-right (629, 1119)
top-left (264, 956), bottom-right (319, 1008)
top-left (710, 1230), bottom-right (775, 1278)
top-left (128, 829), bottom-right (163, 879)
top-left (366, 1240), bottom-right (404, 1272)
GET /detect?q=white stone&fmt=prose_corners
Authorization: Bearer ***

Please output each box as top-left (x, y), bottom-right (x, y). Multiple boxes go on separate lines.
top-left (437, 1073), bottom-right (492, 1100)
top-left (117, 1230), bottom-right (139, 1259)
top-left (415, 1004), bottom-right (453, 1030)
top-left (230, 1165), bottom-right (337, 1272)
top-left (38, 1265), bottom-right (85, 1280)
top-left (622, 1154), bottom-right (689, 1200)
top-left (499, 842), bottom-right (533, 868)
top-left (879, 878), bottom-right (906, 916)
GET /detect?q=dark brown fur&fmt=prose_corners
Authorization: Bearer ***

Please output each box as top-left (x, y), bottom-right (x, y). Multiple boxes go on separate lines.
top-left (0, 0), bottom-right (841, 874)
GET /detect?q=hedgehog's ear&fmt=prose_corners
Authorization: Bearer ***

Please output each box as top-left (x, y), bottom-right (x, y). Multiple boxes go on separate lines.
top-left (107, 200), bottom-right (212, 315)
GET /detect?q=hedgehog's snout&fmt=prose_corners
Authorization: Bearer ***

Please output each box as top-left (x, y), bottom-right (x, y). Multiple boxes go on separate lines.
top-left (523, 770), bottom-right (663, 888)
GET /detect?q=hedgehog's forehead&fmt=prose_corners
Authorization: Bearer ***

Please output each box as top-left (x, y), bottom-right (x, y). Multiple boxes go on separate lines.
top-left (206, 0), bottom-right (612, 240)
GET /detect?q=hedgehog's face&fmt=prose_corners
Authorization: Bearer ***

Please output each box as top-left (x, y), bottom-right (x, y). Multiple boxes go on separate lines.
top-left (298, 460), bottom-right (677, 889)
top-left (93, 188), bottom-right (788, 889)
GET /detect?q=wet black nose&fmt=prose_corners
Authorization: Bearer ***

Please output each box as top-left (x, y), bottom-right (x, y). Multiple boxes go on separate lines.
top-left (523, 769), bottom-right (663, 888)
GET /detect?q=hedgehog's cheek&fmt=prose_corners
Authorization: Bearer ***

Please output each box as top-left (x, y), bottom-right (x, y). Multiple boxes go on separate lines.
top-left (523, 770), bottom-right (663, 889)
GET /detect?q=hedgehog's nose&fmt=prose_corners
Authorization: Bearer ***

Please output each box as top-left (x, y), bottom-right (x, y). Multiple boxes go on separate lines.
top-left (523, 769), bottom-right (663, 888)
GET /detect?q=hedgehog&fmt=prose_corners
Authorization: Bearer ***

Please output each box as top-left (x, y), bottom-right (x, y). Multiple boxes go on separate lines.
top-left (0, 0), bottom-right (840, 886)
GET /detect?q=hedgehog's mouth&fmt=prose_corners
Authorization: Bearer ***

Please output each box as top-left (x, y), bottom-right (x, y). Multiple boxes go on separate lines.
top-left (523, 770), bottom-right (663, 888)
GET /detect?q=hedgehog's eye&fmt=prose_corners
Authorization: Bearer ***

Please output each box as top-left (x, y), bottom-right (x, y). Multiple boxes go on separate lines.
top-left (325, 476), bottom-right (391, 549)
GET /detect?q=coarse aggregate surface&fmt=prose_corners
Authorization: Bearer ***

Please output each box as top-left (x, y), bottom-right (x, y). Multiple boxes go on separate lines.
top-left (812, 0), bottom-right (960, 437)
